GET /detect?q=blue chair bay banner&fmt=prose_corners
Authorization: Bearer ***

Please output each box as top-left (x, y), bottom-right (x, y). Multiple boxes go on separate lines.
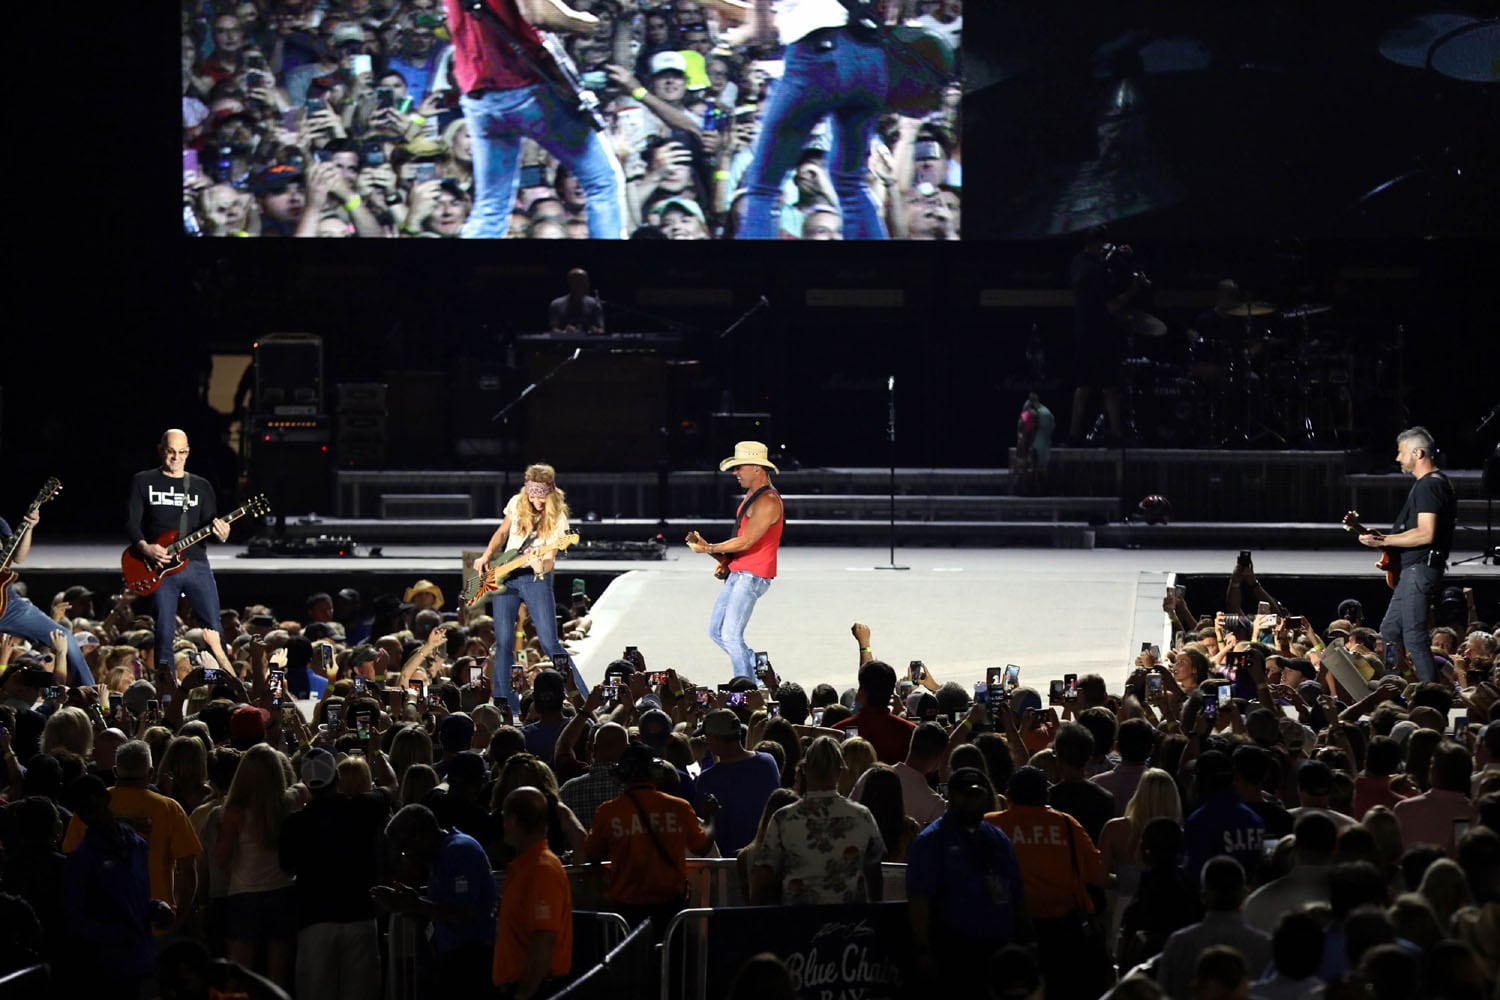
top-left (661, 902), bottom-right (917, 1000)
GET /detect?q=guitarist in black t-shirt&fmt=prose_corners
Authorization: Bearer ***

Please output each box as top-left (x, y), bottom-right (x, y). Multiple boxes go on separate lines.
top-left (1358, 427), bottom-right (1456, 683)
top-left (124, 429), bottom-right (231, 672)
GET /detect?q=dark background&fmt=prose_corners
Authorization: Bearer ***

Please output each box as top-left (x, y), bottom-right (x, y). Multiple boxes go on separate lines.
top-left (6, 3), bottom-right (1497, 531)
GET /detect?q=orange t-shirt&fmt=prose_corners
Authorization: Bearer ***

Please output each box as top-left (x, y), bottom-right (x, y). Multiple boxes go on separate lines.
top-left (583, 786), bottom-right (709, 905)
top-left (984, 803), bottom-right (1103, 920)
top-left (492, 839), bottom-right (573, 987)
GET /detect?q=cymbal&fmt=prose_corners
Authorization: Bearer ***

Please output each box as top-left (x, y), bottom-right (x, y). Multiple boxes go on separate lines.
top-left (1281, 303), bottom-right (1332, 319)
top-left (1219, 301), bottom-right (1278, 317)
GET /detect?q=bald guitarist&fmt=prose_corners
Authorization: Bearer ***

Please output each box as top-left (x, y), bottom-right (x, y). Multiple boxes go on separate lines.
top-left (687, 441), bottom-right (783, 682)
top-left (1358, 426), bottom-right (1456, 683)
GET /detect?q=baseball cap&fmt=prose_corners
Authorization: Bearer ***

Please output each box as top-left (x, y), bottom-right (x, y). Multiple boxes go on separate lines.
top-left (230, 705), bottom-right (271, 748)
top-left (532, 669), bottom-right (566, 710)
top-left (300, 747), bottom-right (337, 790)
top-left (947, 766), bottom-right (990, 797)
top-left (650, 51), bottom-right (687, 75)
top-left (62, 585), bottom-right (94, 602)
top-left (638, 708), bottom-right (673, 749)
top-left (251, 163), bottom-right (304, 195)
top-left (617, 742), bottom-right (660, 782)
top-left (438, 712), bottom-right (475, 754)
top-left (657, 196), bottom-right (705, 224)
top-left (703, 708), bottom-right (742, 739)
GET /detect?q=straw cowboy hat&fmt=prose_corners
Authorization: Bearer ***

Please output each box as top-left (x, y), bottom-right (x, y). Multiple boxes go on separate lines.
top-left (719, 441), bottom-right (779, 474)
top-left (403, 579), bottom-right (445, 610)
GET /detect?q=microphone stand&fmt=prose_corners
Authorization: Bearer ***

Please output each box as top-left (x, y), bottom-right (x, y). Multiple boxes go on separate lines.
top-left (875, 375), bottom-right (908, 570)
top-left (490, 348), bottom-right (583, 497)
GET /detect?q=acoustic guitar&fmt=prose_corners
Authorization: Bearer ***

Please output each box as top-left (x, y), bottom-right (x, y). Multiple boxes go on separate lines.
top-left (1340, 510), bottom-right (1399, 590)
top-left (463, 532), bottom-right (581, 607)
top-left (685, 530), bottom-right (732, 580)
top-left (0, 477), bottom-right (63, 618)
top-left (120, 493), bottom-right (271, 596)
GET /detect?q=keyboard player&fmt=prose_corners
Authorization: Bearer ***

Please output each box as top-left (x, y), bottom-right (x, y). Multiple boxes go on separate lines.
top-left (548, 267), bottom-right (605, 334)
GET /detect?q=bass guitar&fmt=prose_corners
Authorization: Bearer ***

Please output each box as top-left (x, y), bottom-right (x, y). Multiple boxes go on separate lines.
top-left (121, 494), bottom-right (271, 596)
top-left (466, 1), bottom-right (608, 131)
top-left (463, 532), bottom-right (581, 607)
top-left (1340, 510), bottom-right (1399, 590)
top-left (0, 477), bottom-right (63, 618)
top-left (685, 530), bottom-right (732, 580)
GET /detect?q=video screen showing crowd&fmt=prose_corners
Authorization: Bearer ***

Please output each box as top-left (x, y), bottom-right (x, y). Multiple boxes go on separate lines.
top-left (181, 0), bottom-right (961, 240)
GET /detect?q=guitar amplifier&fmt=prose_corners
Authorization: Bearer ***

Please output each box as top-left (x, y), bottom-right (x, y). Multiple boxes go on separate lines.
top-left (255, 333), bottom-right (323, 413)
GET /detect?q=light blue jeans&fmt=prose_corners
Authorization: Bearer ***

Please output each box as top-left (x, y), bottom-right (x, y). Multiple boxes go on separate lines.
top-left (708, 571), bottom-right (772, 681)
top-left (0, 590), bottom-right (92, 685)
top-left (459, 85), bottom-right (626, 239)
top-left (491, 573), bottom-right (586, 713)
top-left (740, 28), bottom-right (889, 239)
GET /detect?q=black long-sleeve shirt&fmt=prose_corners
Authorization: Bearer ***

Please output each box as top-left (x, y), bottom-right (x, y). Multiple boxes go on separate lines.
top-left (125, 469), bottom-right (218, 555)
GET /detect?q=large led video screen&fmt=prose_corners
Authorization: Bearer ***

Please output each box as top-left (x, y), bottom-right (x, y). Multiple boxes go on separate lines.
top-left (961, 3), bottom-right (1499, 239)
top-left (180, 0), bottom-right (963, 240)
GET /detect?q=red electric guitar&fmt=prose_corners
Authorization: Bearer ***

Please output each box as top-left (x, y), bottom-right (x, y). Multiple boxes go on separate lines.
top-left (121, 493), bottom-right (270, 596)
top-left (1340, 510), bottom-right (1399, 590)
top-left (0, 477), bottom-right (63, 618)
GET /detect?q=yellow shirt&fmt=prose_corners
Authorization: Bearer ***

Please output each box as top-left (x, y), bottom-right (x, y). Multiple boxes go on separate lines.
top-left (64, 785), bottom-right (202, 906)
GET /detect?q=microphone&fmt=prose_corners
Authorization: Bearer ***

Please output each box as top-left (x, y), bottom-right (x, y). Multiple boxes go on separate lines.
top-left (758, 295), bottom-right (769, 308)
top-left (570, 347), bottom-right (582, 361)
top-left (888, 376), bottom-right (895, 391)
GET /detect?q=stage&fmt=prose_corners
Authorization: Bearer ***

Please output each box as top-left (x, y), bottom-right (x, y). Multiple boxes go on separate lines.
top-left (19, 544), bottom-right (1498, 699)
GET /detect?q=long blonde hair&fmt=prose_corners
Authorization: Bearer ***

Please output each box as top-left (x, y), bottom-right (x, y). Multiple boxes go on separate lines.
top-left (513, 463), bottom-right (570, 539)
top-left (224, 744), bottom-right (290, 847)
top-left (1123, 768), bottom-right (1183, 841)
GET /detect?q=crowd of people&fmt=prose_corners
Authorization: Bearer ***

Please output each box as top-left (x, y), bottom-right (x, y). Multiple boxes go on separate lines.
top-left (0, 556), bottom-right (1497, 998)
top-left (181, 0), bottom-right (962, 239)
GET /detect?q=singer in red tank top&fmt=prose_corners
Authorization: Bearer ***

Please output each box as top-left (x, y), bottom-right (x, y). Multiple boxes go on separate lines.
top-left (686, 442), bottom-right (784, 682)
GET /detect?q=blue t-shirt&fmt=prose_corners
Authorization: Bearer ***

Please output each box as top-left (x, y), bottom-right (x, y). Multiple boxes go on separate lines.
top-left (694, 751), bottom-right (781, 856)
top-left (1182, 791), bottom-right (1266, 884)
top-left (427, 830), bottom-right (498, 953)
top-left (906, 813), bottom-right (1024, 944)
top-left (523, 719), bottom-right (564, 764)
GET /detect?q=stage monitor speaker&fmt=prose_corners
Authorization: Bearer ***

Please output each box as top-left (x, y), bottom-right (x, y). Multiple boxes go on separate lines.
top-left (337, 382), bottom-right (387, 414)
top-left (251, 441), bottom-right (332, 515)
top-left (337, 414), bottom-right (388, 466)
top-left (255, 334), bottom-right (323, 413)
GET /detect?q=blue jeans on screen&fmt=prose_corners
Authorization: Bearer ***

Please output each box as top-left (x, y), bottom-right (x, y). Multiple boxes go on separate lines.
top-left (708, 571), bottom-right (772, 681)
top-left (0, 591), bottom-right (92, 685)
top-left (740, 28), bottom-right (888, 240)
top-left (460, 86), bottom-right (625, 239)
top-left (491, 574), bottom-right (584, 713)
top-left (151, 554), bottom-right (222, 670)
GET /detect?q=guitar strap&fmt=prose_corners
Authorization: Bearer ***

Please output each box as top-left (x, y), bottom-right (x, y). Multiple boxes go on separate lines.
top-left (177, 477), bottom-right (194, 546)
top-left (734, 486), bottom-right (772, 533)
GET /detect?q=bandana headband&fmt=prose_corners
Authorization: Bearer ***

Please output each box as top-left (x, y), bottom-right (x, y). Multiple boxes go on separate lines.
top-left (524, 481), bottom-right (554, 499)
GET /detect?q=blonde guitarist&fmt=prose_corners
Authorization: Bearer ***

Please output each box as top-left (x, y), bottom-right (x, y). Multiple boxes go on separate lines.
top-left (473, 463), bottom-right (584, 707)
top-left (686, 441), bottom-right (784, 683)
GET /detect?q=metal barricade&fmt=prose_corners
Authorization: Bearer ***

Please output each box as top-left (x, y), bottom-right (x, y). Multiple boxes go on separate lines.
top-left (660, 908), bottom-right (714, 1000)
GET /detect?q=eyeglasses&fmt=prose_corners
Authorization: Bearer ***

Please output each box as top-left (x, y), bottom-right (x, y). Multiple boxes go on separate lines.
top-left (678, 23), bottom-right (707, 33)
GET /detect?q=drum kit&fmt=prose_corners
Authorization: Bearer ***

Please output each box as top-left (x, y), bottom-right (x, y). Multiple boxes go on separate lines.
top-left (1122, 298), bottom-right (1352, 449)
